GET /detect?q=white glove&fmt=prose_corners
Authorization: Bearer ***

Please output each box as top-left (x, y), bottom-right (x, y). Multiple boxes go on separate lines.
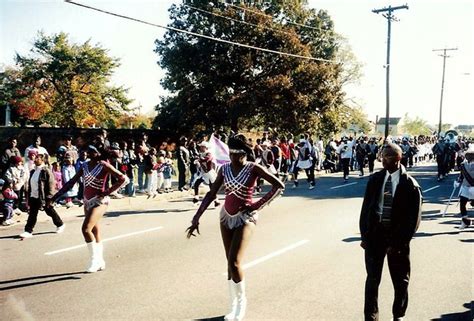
top-left (453, 181), bottom-right (460, 188)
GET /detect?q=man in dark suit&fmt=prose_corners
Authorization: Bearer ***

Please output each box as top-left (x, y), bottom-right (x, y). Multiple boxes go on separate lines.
top-left (359, 143), bottom-right (422, 321)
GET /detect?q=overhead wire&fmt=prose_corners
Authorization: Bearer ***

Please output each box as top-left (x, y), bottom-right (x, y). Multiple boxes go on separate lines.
top-left (182, 3), bottom-right (293, 36)
top-left (64, 0), bottom-right (337, 63)
top-left (226, 2), bottom-right (326, 32)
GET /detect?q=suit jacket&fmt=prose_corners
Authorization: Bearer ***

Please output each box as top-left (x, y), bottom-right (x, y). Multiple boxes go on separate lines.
top-left (359, 166), bottom-right (422, 249)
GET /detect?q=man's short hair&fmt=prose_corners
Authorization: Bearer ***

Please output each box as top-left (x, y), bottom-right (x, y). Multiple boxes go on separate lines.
top-left (382, 143), bottom-right (402, 157)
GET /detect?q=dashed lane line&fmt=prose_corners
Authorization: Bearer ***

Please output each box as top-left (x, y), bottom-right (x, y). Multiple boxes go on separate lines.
top-left (45, 226), bottom-right (163, 255)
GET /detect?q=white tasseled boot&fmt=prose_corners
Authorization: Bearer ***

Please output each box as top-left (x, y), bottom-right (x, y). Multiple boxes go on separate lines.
top-left (234, 280), bottom-right (247, 321)
top-left (96, 242), bottom-right (106, 271)
top-left (224, 280), bottom-right (237, 320)
top-left (86, 242), bottom-right (104, 273)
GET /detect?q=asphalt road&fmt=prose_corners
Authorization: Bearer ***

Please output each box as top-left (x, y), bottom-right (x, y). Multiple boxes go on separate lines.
top-left (1, 162), bottom-right (472, 321)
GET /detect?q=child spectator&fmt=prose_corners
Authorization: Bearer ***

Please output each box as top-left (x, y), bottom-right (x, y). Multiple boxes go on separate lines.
top-left (162, 151), bottom-right (175, 193)
top-left (4, 156), bottom-right (27, 214)
top-left (1, 181), bottom-right (18, 226)
top-left (156, 151), bottom-right (166, 193)
top-left (51, 162), bottom-right (63, 191)
top-left (61, 155), bottom-right (78, 208)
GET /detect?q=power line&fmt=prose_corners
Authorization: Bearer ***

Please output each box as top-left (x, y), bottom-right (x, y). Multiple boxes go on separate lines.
top-left (182, 3), bottom-right (293, 36)
top-left (64, 0), bottom-right (336, 63)
top-left (225, 2), bottom-right (323, 32)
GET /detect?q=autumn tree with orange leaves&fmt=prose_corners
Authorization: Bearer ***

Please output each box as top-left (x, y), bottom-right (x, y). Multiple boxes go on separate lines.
top-left (3, 32), bottom-right (131, 127)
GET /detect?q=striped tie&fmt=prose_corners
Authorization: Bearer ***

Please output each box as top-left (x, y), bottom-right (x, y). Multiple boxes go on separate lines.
top-left (381, 175), bottom-right (393, 227)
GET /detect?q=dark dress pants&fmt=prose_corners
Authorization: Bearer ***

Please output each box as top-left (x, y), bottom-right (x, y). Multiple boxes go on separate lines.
top-left (341, 158), bottom-right (350, 178)
top-left (178, 165), bottom-right (188, 190)
top-left (364, 230), bottom-right (410, 321)
top-left (25, 198), bottom-right (63, 233)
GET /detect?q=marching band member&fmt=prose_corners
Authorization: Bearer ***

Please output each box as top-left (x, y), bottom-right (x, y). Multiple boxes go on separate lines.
top-left (454, 146), bottom-right (474, 229)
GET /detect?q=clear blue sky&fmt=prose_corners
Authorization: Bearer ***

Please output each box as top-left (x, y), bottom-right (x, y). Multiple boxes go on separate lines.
top-left (1, 0), bottom-right (472, 127)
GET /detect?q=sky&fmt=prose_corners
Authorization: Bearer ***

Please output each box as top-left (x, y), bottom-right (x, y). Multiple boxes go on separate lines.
top-left (1, 0), bottom-right (473, 128)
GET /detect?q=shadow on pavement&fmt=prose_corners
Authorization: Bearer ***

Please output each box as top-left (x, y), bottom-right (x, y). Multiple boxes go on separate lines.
top-left (0, 271), bottom-right (86, 291)
top-left (342, 229), bottom-right (474, 243)
top-left (0, 231), bottom-right (56, 240)
top-left (430, 301), bottom-right (473, 320)
top-left (193, 316), bottom-right (224, 321)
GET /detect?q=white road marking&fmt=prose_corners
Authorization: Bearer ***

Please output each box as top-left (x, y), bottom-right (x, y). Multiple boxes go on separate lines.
top-left (222, 240), bottom-right (309, 275)
top-left (45, 226), bottom-right (163, 255)
top-left (330, 182), bottom-right (358, 190)
top-left (422, 185), bottom-right (440, 193)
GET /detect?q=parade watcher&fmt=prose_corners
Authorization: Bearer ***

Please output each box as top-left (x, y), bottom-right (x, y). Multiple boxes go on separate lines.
top-left (51, 162), bottom-right (63, 201)
top-left (56, 135), bottom-right (78, 165)
top-left (145, 147), bottom-right (158, 198)
top-left (61, 154), bottom-right (78, 208)
top-left (188, 140), bottom-right (199, 189)
top-left (186, 134), bottom-right (284, 321)
top-left (19, 152), bottom-right (65, 239)
top-left (1, 137), bottom-right (21, 176)
top-left (136, 135), bottom-right (150, 193)
top-left (52, 145), bottom-right (128, 272)
top-left (177, 136), bottom-right (190, 192)
top-left (24, 135), bottom-right (49, 165)
top-left (162, 151), bottom-right (175, 193)
top-left (454, 145), bottom-right (474, 229)
top-left (192, 141), bottom-right (220, 207)
top-left (122, 140), bottom-right (136, 197)
top-left (359, 143), bottom-right (422, 321)
top-left (279, 136), bottom-right (291, 181)
top-left (3, 156), bottom-right (27, 213)
top-left (1, 181), bottom-right (17, 226)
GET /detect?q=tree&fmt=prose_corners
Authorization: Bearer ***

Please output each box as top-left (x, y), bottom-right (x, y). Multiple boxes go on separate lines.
top-left (154, 0), bottom-right (360, 136)
top-left (401, 113), bottom-right (432, 136)
top-left (4, 32), bottom-right (131, 127)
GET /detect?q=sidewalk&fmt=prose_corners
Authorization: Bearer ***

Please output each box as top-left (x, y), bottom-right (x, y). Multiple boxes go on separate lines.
top-left (0, 181), bottom-right (198, 231)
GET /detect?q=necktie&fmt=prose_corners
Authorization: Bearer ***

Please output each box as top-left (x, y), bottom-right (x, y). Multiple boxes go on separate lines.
top-left (381, 175), bottom-right (393, 227)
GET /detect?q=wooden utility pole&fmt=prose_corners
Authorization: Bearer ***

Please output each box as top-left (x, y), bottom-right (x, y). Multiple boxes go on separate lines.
top-left (372, 4), bottom-right (409, 138)
top-left (433, 47), bottom-right (457, 137)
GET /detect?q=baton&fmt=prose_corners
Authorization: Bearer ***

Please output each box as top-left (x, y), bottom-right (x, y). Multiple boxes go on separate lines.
top-left (442, 185), bottom-right (458, 217)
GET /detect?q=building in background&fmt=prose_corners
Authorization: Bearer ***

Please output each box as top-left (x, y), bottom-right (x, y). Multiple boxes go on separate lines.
top-left (375, 117), bottom-right (402, 136)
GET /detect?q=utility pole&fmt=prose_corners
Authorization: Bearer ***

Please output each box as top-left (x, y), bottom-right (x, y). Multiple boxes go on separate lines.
top-left (372, 4), bottom-right (408, 139)
top-left (433, 47), bottom-right (457, 138)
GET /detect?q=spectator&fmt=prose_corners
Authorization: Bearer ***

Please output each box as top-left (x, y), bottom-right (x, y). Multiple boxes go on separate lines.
top-left (1, 137), bottom-right (21, 176)
top-left (3, 156), bottom-right (28, 213)
top-left (162, 151), bottom-right (175, 193)
top-left (24, 135), bottom-right (49, 165)
top-left (61, 155), bottom-right (78, 208)
top-left (177, 136), bottom-right (190, 191)
top-left (56, 135), bottom-right (78, 165)
top-left (145, 147), bottom-right (158, 198)
top-left (1, 181), bottom-right (17, 226)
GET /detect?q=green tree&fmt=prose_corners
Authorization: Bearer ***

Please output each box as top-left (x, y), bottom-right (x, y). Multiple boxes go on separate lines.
top-left (5, 32), bottom-right (131, 127)
top-left (402, 113), bottom-right (432, 136)
top-left (154, 0), bottom-right (359, 135)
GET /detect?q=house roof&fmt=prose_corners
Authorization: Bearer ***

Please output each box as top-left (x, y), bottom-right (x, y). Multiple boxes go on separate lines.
top-left (376, 117), bottom-right (402, 125)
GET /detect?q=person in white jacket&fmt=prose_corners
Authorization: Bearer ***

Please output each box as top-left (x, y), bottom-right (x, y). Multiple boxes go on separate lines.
top-left (454, 145), bottom-right (474, 229)
top-left (337, 136), bottom-right (356, 181)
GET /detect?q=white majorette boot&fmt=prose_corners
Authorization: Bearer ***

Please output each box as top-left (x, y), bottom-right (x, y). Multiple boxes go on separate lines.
top-left (96, 241), bottom-right (106, 271)
top-left (86, 242), bottom-right (105, 273)
top-left (234, 280), bottom-right (247, 321)
top-left (224, 279), bottom-right (237, 320)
